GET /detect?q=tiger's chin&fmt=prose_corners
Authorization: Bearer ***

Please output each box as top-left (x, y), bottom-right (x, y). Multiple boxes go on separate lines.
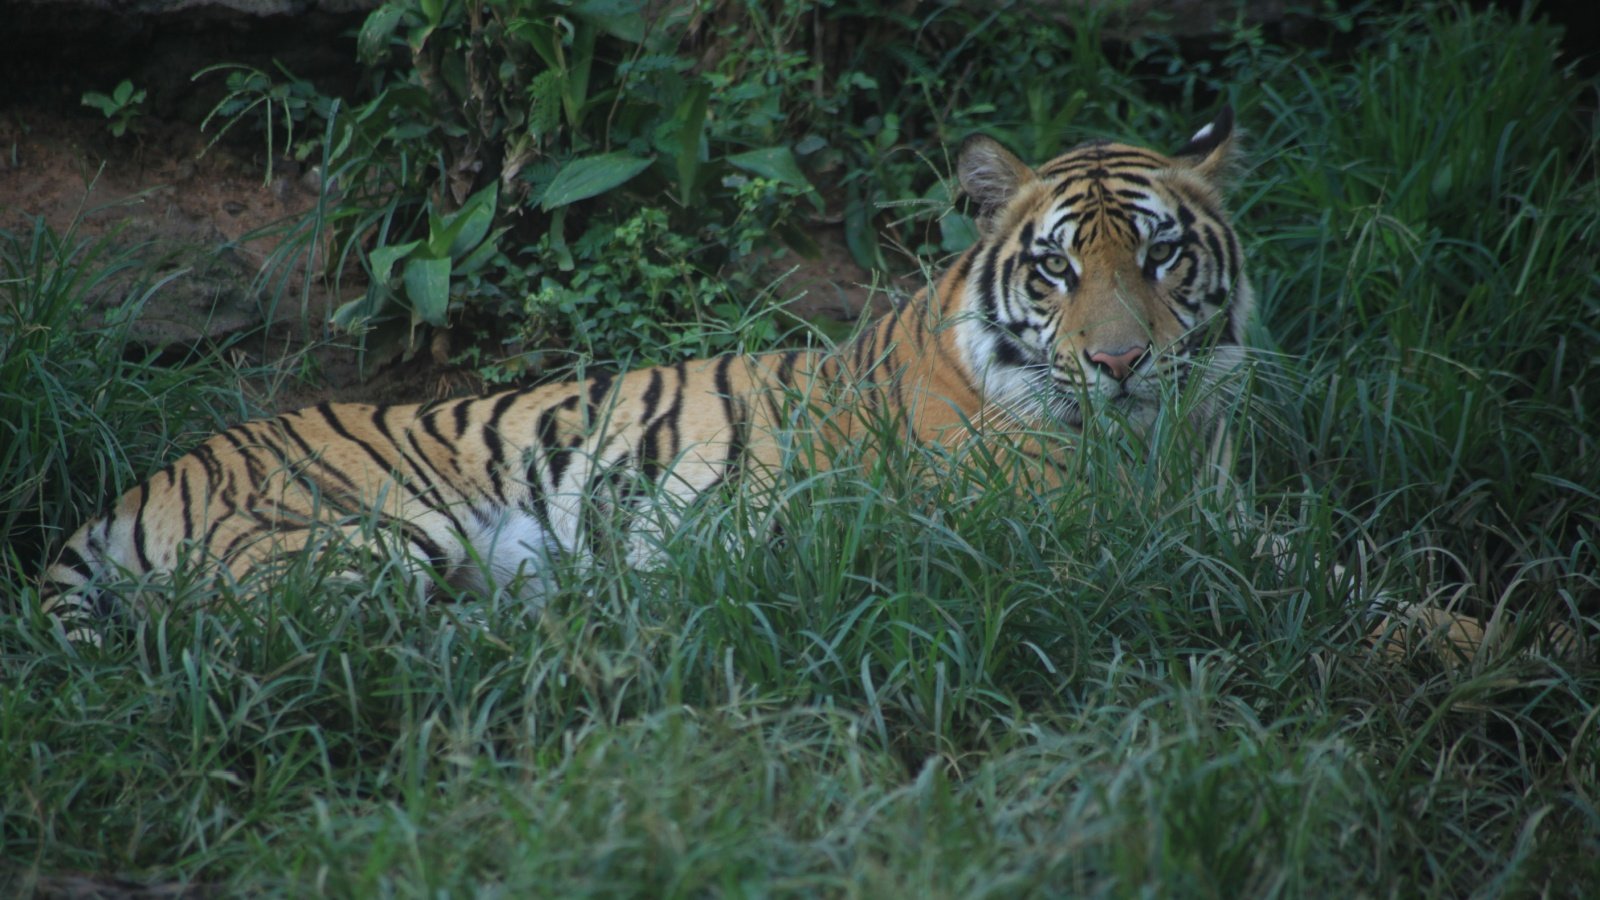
top-left (1051, 383), bottom-right (1162, 432)
top-left (1051, 380), bottom-right (1239, 443)
top-left (1049, 402), bottom-right (1149, 439)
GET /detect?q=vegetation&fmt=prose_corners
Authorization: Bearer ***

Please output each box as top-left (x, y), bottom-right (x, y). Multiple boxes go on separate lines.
top-left (79, 79), bottom-right (148, 138)
top-left (3, 1), bottom-right (1597, 895)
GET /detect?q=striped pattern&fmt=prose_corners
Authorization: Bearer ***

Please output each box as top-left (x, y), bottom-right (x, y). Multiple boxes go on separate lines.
top-left (39, 109), bottom-right (1253, 638)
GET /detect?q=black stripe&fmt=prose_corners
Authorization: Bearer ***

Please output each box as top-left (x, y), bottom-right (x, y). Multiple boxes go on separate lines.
top-left (420, 406), bottom-right (460, 476)
top-left (640, 368), bottom-right (664, 423)
top-left (712, 355), bottom-right (736, 413)
top-left (217, 427), bottom-right (266, 486)
top-left (666, 361), bottom-right (687, 465)
top-left (313, 404), bottom-right (432, 514)
top-left (776, 350), bottom-right (801, 387)
top-left (541, 395), bottom-right (581, 492)
top-left (482, 392), bottom-right (523, 504)
top-left (179, 466), bottom-right (195, 544)
top-left (995, 254), bottom-right (1018, 326)
top-left (976, 245), bottom-right (1002, 325)
top-left (995, 337), bottom-right (1028, 367)
top-left (368, 407), bottom-right (469, 538)
top-left (1162, 299), bottom-right (1189, 330)
top-left (764, 357), bottom-right (790, 428)
top-left (396, 518), bottom-right (449, 564)
top-left (635, 366), bottom-right (680, 483)
top-left (586, 371), bottom-right (615, 421)
top-left (54, 543), bottom-right (95, 580)
top-left (1043, 149), bottom-right (1165, 173)
top-left (131, 484), bottom-right (155, 573)
top-left (877, 310), bottom-right (899, 362)
top-left (190, 443), bottom-right (243, 539)
top-left (721, 394), bottom-right (749, 486)
top-left (710, 355), bottom-right (744, 488)
top-left (274, 415), bottom-right (363, 496)
top-left (404, 429), bottom-right (468, 508)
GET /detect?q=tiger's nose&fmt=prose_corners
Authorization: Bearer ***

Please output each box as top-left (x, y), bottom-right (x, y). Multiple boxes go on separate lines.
top-left (1086, 345), bottom-right (1149, 382)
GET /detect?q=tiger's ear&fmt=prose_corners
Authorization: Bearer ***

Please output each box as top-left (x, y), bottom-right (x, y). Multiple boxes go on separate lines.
top-left (958, 135), bottom-right (1037, 230)
top-left (1173, 105), bottom-right (1238, 184)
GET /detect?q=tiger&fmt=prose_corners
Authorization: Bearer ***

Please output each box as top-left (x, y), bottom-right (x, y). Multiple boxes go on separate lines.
top-left (37, 108), bottom-right (1253, 641)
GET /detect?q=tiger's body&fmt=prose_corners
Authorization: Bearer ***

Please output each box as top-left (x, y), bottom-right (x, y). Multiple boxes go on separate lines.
top-left (40, 109), bottom-right (1253, 637)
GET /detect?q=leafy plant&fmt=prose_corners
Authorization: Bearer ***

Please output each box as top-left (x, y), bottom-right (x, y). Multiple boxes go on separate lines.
top-left (79, 79), bottom-right (147, 138)
top-left (516, 193), bottom-right (788, 371)
top-left (195, 62), bottom-right (340, 185)
top-left (333, 182), bottom-right (504, 334)
top-left (216, 0), bottom-right (833, 368)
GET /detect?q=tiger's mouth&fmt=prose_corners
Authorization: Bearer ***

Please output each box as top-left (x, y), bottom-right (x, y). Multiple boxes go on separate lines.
top-left (1051, 361), bottom-right (1191, 431)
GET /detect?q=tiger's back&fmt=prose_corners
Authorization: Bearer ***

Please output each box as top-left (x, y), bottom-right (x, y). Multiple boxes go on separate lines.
top-left (40, 109), bottom-right (1252, 636)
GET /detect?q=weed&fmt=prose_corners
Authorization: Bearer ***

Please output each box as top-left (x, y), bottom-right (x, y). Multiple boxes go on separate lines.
top-left (79, 80), bottom-right (147, 138)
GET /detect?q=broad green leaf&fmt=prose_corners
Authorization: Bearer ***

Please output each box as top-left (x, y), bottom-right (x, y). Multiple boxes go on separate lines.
top-left (844, 192), bottom-right (880, 271)
top-left (427, 183), bottom-right (498, 259)
top-left (406, 22), bottom-right (436, 53)
top-left (939, 213), bottom-right (979, 253)
top-left (573, 0), bottom-right (647, 43)
top-left (357, 4), bottom-right (407, 63)
top-left (403, 256), bottom-right (452, 326)
top-left (332, 294), bottom-right (378, 331)
top-left (369, 239), bottom-right (421, 283)
top-left (673, 83), bottom-right (710, 206)
top-left (794, 134), bottom-right (827, 155)
top-left (727, 147), bottom-right (809, 190)
top-left (528, 70), bottom-right (562, 137)
top-left (456, 225), bottom-right (511, 276)
top-left (727, 147), bottom-right (823, 211)
top-left (565, 22), bottom-right (597, 127)
top-left (512, 20), bottom-right (561, 72)
top-left (541, 152), bottom-right (654, 211)
top-left (548, 207), bottom-right (573, 272)
top-left (447, 184), bottom-right (499, 258)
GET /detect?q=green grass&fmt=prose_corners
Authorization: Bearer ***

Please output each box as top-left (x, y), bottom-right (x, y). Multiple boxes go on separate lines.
top-left (3, 2), bottom-right (1598, 896)
top-left (0, 208), bottom-right (257, 579)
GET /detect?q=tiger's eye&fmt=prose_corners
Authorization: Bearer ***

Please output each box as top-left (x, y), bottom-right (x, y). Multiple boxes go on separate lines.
top-left (1147, 241), bottom-right (1178, 265)
top-left (1039, 254), bottom-right (1071, 277)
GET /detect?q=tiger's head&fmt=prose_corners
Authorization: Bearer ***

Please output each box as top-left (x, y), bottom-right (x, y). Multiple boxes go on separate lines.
top-left (952, 108), bottom-right (1252, 433)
